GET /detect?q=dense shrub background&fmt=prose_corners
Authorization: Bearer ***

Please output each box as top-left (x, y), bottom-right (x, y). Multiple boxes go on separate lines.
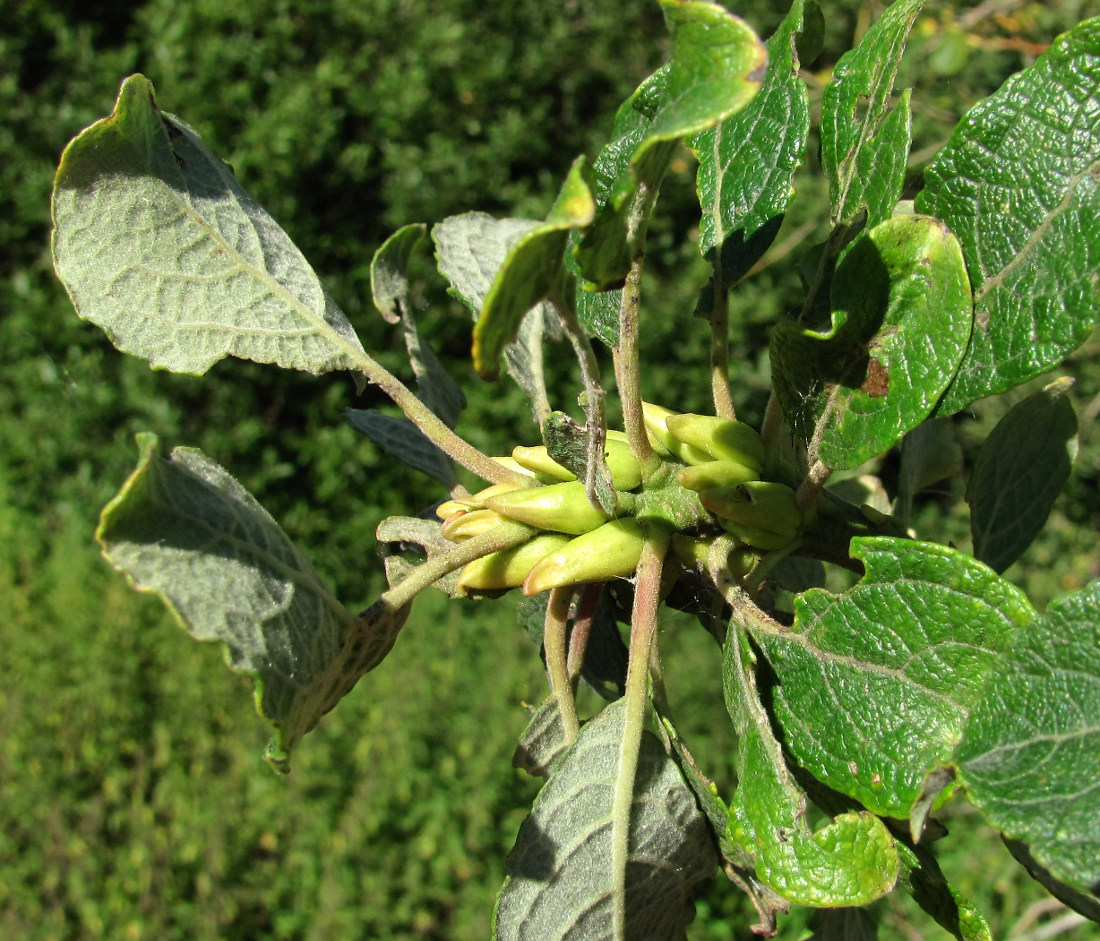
top-left (2, 0), bottom-right (1096, 937)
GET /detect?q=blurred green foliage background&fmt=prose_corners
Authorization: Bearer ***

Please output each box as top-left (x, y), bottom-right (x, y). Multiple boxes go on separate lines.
top-left (2, 0), bottom-right (1097, 937)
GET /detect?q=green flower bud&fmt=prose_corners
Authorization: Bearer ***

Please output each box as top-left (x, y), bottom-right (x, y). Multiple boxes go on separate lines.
top-left (441, 507), bottom-right (509, 542)
top-left (676, 458), bottom-right (759, 492)
top-left (603, 435), bottom-right (644, 490)
top-left (701, 480), bottom-right (801, 541)
top-left (664, 414), bottom-right (766, 471)
top-left (484, 480), bottom-right (611, 535)
top-left (456, 534), bottom-right (571, 596)
top-left (717, 518), bottom-right (795, 551)
top-left (513, 437), bottom-right (643, 491)
top-left (522, 518), bottom-right (646, 595)
top-left (511, 445), bottom-right (575, 482)
top-left (641, 402), bottom-right (713, 464)
top-left (670, 534), bottom-right (756, 579)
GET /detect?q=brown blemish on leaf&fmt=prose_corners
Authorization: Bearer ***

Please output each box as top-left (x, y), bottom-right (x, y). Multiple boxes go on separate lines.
top-left (861, 357), bottom-right (890, 397)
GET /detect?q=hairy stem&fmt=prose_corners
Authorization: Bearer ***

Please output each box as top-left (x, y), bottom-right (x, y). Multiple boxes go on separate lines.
top-left (567, 583), bottom-right (604, 686)
top-left (708, 270), bottom-right (736, 420)
top-left (551, 292), bottom-right (613, 512)
top-left (611, 524), bottom-right (670, 939)
top-left (379, 519), bottom-right (534, 611)
top-left (544, 586), bottom-right (580, 745)
top-left (358, 355), bottom-right (530, 488)
top-left (796, 458), bottom-right (833, 515)
top-left (614, 259), bottom-right (660, 477)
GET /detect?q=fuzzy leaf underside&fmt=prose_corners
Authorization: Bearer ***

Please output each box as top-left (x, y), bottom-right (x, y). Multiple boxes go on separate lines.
top-left (51, 74), bottom-right (367, 376)
top-left (770, 214), bottom-right (972, 469)
top-left (916, 18), bottom-right (1100, 414)
top-left (820, 0), bottom-right (923, 227)
top-left (432, 212), bottom-right (552, 407)
top-left (967, 377), bottom-right (1078, 574)
top-left (754, 538), bottom-right (1035, 820)
top-left (473, 157), bottom-right (596, 379)
top-left (97, 435), bottom-right (406, 771)
top-left (693, 0), bottom-right (814, 283)
top-left (494, 697), bottom-right (716, 941)
top-left (954, 580), bottom-right (1100, 905)
top-left (724, 627), bottom-right (900, 907)
top-left (370, 223), bottom-right (466, 427)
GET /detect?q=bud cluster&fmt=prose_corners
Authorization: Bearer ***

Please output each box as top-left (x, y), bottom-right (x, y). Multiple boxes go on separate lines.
top-left (437, 404), bottom-right (802, 597)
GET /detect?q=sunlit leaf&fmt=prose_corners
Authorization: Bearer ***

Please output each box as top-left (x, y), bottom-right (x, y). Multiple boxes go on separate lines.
top-left (916, 18), bottom-right (1100, 413)
top-left (52, 75), bottom-right (367, 376)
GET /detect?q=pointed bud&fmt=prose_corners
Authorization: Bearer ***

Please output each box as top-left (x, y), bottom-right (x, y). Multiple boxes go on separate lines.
top-left (676, 458), bottom-right (759, 492)
top-left (484, 480), bottom-right (611, 535)
top-left (664, 414), bottom-right (766, 471)
top-left (492, 456), bottom-right (539, 478)
top-left (456, 534), bottom-right (572, 596)
top-left (671, 534), bottom-right (756, 578)
top-left (603, 435), bottom-right (644, 490)
top-left (701, 480), bottom-right (801, 534)
top-left (511, 445), bottom-right (576, 482)
top-left (641, 402), bottom-right (715, 464)
top-left (441, 507), bottom-right (509, 542)
top-left (702, 481), bottom-right (801, 549)
top-left (522, 519), bottom-right (646, 595)
top-left (718, 518), bottom-right (794, 551)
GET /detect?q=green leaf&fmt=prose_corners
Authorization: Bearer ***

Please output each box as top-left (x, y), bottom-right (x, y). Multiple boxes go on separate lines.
top-left (754, 538), bottom-right (1034, 820)
top-left (473, 157), bottom-right (596, 380)
top-left (820, 0), bottom-right (923, 227)
top-left (371, 224), bottom-right (466, 427)
top-left (51, 75), bottom-right (368, 376)
top-left (895, 840), bottom-right (993, 941)
top-left (954, 580), bottom-right (1100, 903)
top-left (915, 18), bottom-right (1100, 414)
top-left (896, 417), bottom-right (964, 526)
top-left (346, 410), bottom-right (458, 489)
top-left (574, 0), bottom-right (767, 293)
top-left (97, 435), bottom-right (407, 771)
top-left (371, 223), bottom-right (427, 325)
top-left (968, 377), bottom-right (1078, 573)
top-left (493, 697), bottom-right (716, 941)
top-left (433, 212), bottom-right (541, 313)
top-left (693, 0), bottom-right (815, 283)
top-left (724, 627), bottom-right (900, 907)
top-left (433, 212), bottom-right (555, 416)
top-left (770, 214), bottom-right (972, 469)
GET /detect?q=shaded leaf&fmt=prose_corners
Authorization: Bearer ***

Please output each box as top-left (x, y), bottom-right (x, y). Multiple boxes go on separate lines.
top-left (954, 580), bottom-right (1100, 903)
top-left (770, 214), bottom-right (972, 469)
top-left (371, 224), bottom-right (466, 427)
top-left (724, 626), bottom-right (900, 907)
top-left (52, 75), bottom-right (367, 376)
top-left (513, 698), bottom-right (568, 779)
top-left (755, 538), bottom-right (1033, 819)
top-left (896, 417), bottom-right (963, 526)
top-left (346, 410), bottom-right (458, 489)
top-left (820, 0), bottom-right (923, 227)
top-left (895, 840), bottom-right (993, 941)
top-left (916, 18), bottom-right (1100, 413)
top-left (494, 697), bottom-right (716, 941)
top-left (96, 434), bottom-right (404, 771)
top-left (693, 0), bottom-right (814, 283)
top-left (433, 212), bottom-right (553, 413)
top-left (375, 515), bottom-right (461, 597)
top-left (968, 377), bottom-right (1078, 573)
top-left (371, 223), bottom-right (427, 325)
top-left (473, 158), bottom-right (596, 380)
